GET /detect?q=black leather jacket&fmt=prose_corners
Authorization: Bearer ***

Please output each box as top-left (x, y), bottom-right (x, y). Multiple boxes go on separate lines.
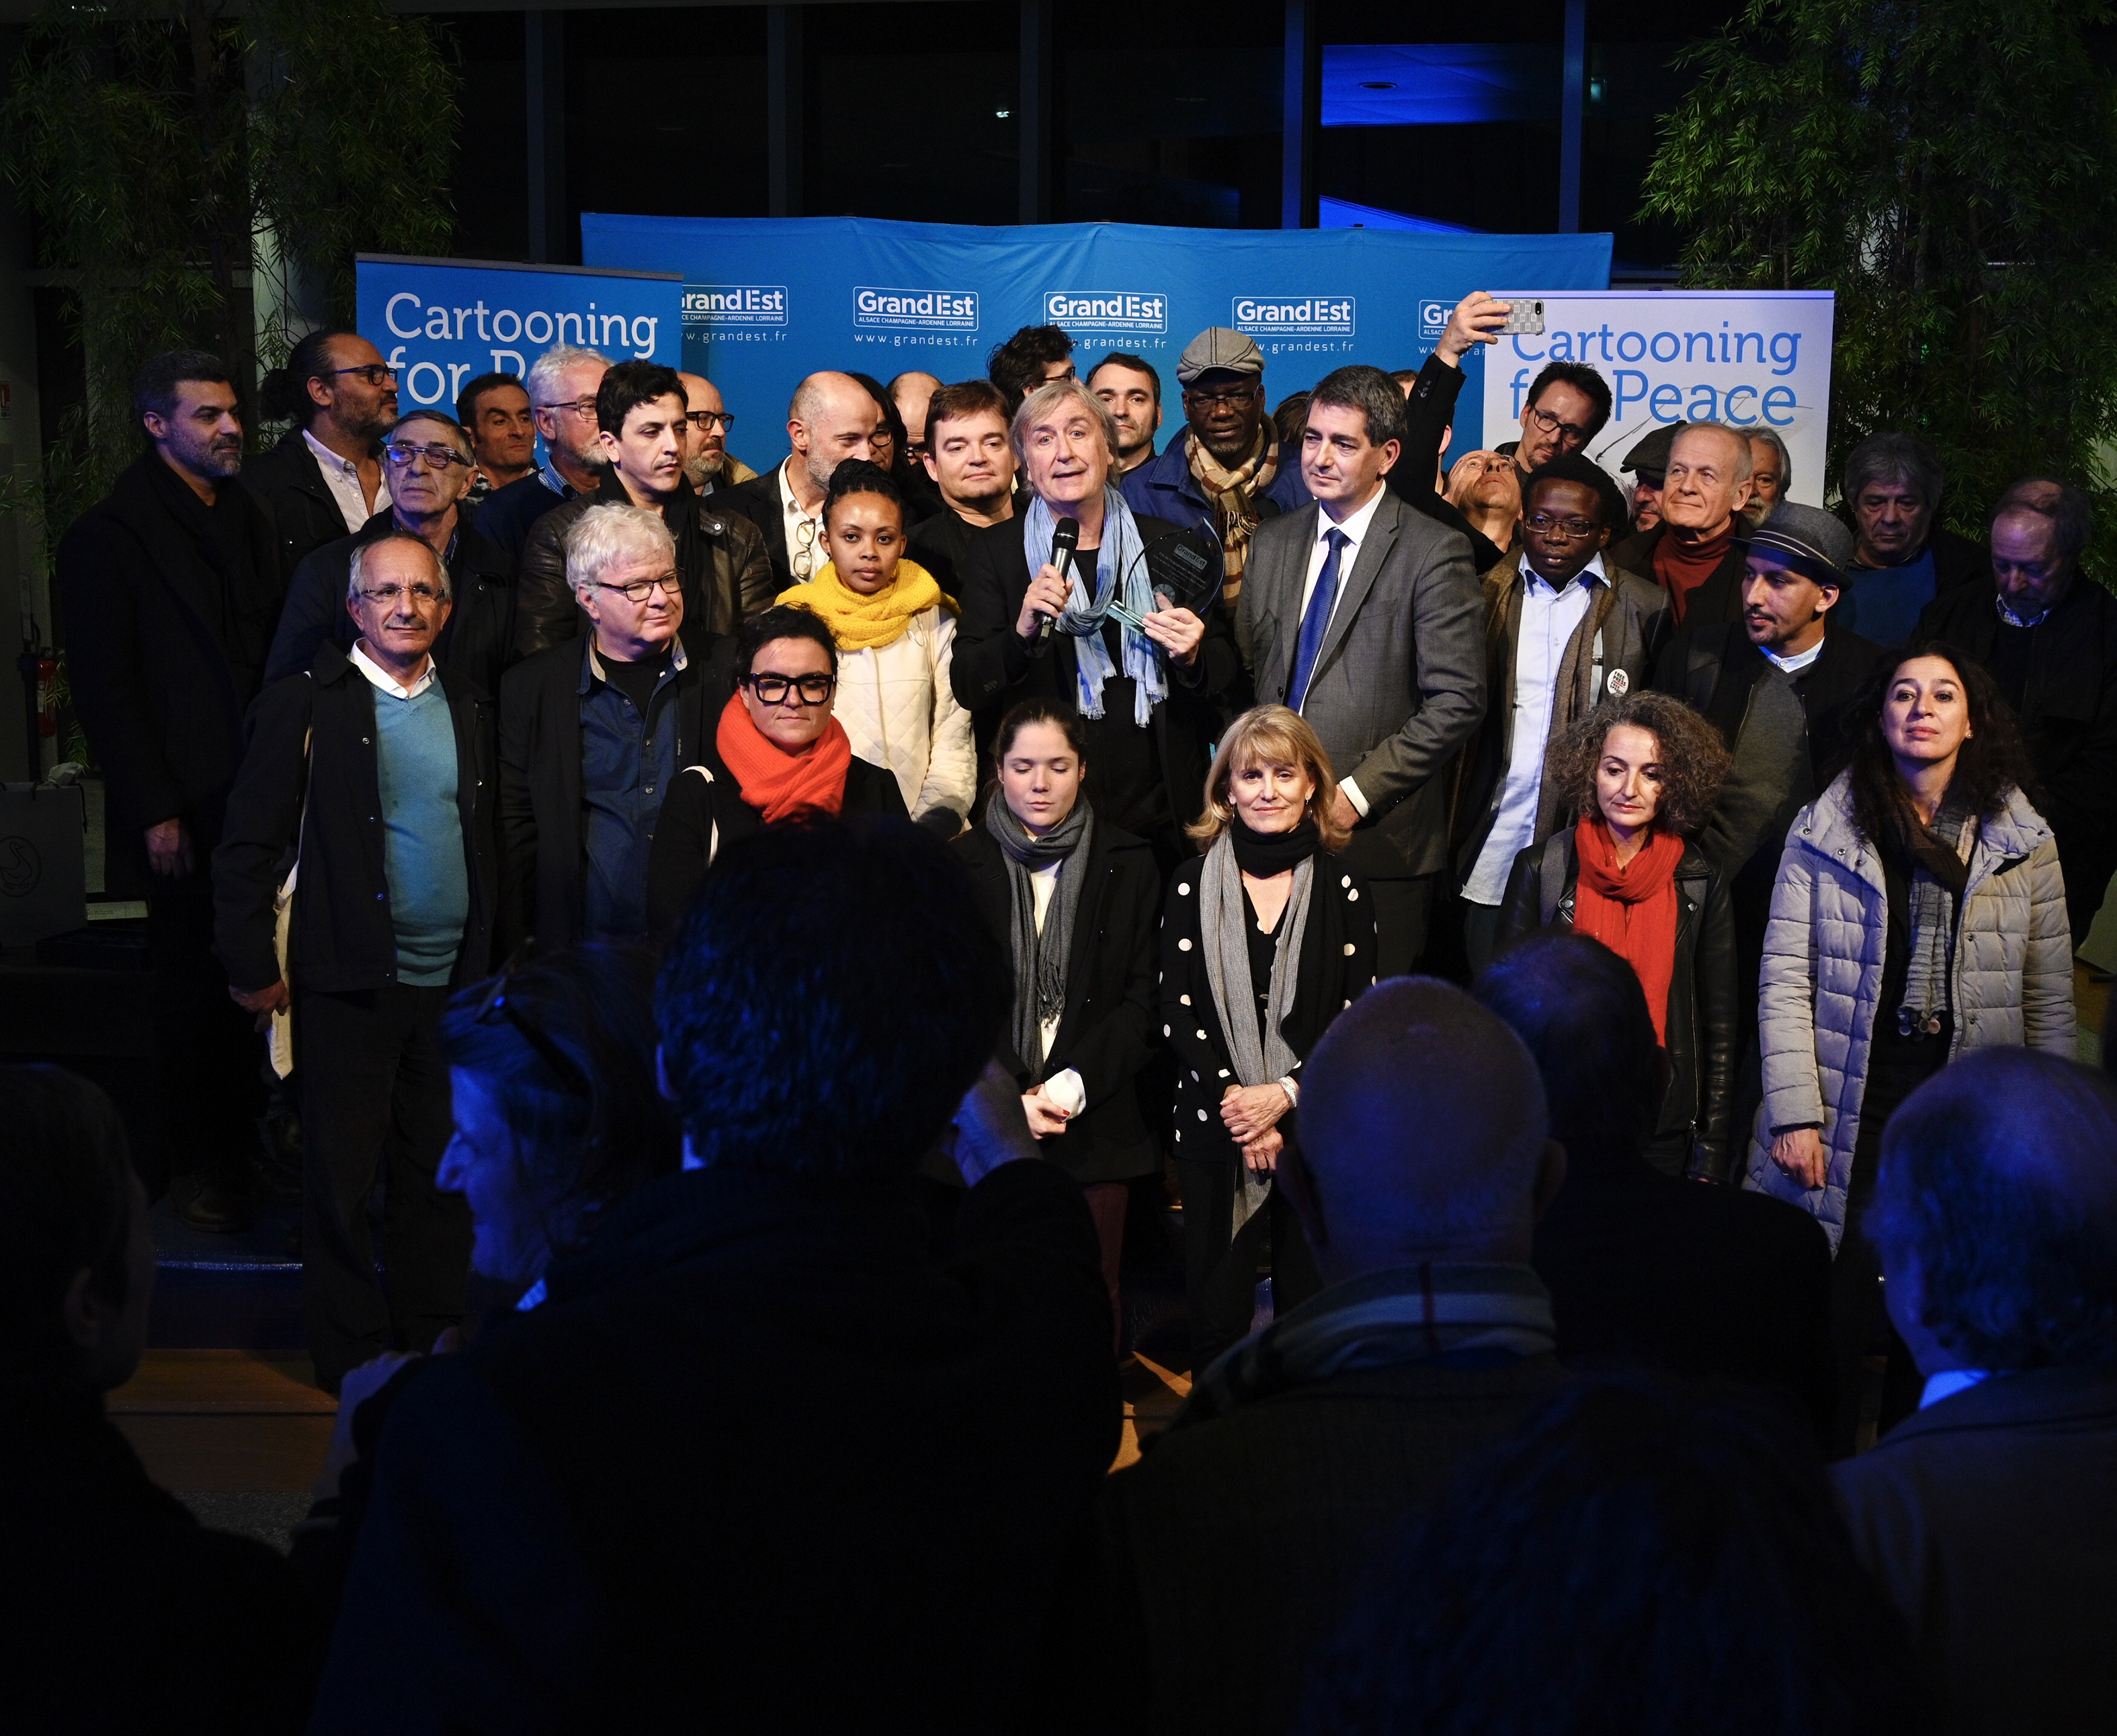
top-left (1498, 831), bottom-right (1739, 1181)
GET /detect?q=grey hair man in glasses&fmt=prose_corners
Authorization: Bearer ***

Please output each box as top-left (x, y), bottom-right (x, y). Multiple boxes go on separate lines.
top-left (264, 409), bottom-right (520, 698)
top-left (497, 503), bottom-right (735, 952)
top-left (214, 531), bottom-right (497, 1393)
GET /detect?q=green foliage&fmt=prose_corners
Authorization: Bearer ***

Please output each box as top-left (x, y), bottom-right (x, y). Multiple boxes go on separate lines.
top-left (1641, 0), bottom-right (2117, 539)
top-left (0, 0), bottom-right (458, 544)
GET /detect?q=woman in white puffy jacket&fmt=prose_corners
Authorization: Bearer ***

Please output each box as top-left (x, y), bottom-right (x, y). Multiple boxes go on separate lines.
top-left (776, 459), bottom-right (974, 835)
top-left (1753, 642), bottom-right (2074, 1451)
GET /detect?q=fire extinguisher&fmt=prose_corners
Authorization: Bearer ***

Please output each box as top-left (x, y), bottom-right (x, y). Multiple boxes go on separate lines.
top-left (34, 649), bottom-right (56, 739)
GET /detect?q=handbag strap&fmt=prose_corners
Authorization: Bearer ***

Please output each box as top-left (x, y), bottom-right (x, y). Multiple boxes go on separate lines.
top-left (1538, 830), bottom-right (1570, 929)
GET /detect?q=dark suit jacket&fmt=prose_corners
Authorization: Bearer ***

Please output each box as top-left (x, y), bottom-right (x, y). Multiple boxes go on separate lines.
top-left (948, 512), bottom-right (1237, 839)
top-left (729, 462), bottom-right (802, 591)
top-left (1833, 1363), bottom-right (2117, 1736)
top-left (263, 508), bottom-right (520, 700)
top-left (1102, 1350), bottom-right (1569, 1736)
top-left (54, 453), bottom-right (285, 893)
top-left (1240, 489), bottom-right (1488, 881)
top-left (953, 819), bottom-right (1163, 1184)
top-left (241, 425), bottom-right (373, 581)
top-left (213, 643), bottom-right (497, 996)
top-left (1611, 519), bottom-right (1751, 630)
top-left (313, 1160), bottom-right (1122, 1735)
top-left (1530, 1147), bottom-right (1834, 1438)
top-left (497, 630), bottom-right (734, 955)
top-left (476, 470), bottom-right (575, 567)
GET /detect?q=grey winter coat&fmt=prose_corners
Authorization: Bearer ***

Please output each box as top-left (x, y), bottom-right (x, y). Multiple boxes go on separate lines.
top-left (1747, 773), bottom-right (2075, 1247)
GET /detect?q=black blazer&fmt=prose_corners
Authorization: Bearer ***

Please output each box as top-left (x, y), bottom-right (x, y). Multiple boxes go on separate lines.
top-left (952, 817), bottom-right (1162, 1184)
top-left (1497, 831), bottom-right (1739, 1181)
top-left (645, 743), bottom-right (909, 930)
top-left (948, 513), bottom-right (1238, 833)
top-left (1610, 520), bottom-right (1751, 629)
top-left (1158, 845), bottom-right (1376, 1173)
top-left (263, 507), bottom-right (520, 700)
top-left (497, 630), bottom-right (733, 954)
top-left (54, 454), bottom-right (285, 894)
top-left (213, 642), bottom-right (497, 996)
top-left (729, 463), bottom-right (800, 590)
top-left (241, 425), bottom-right (372, 581)
top-left (476, 470), bottom-right (573, 567)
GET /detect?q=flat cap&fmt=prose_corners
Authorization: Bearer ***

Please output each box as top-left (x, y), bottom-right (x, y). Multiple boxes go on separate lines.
top-left (1620, 421), bottom-right (1685, 477)
top-left (1753, 500), bottom-right (1855, 587)
top-left (1176, 327), bottom-right (1263, 385)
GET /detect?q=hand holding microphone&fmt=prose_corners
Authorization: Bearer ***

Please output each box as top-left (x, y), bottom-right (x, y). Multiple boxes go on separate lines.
top-left (1015, 516), bottom-right (1079, 648)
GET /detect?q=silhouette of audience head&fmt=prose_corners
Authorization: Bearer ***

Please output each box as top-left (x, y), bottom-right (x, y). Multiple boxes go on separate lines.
top-left (1870, 1050), bottom-right (2117, 1376)
top-left (1477, 934), bottom-right (1661, 1171)
top-left (438, 942), bottom-right (680, 1288)
top-left (657, 818), bottom-right (1008, 1178)
top-left (1300, 1371), bottom-right (1927, 1735)
top-left (1284, 977), bottom-right (1559, 1282)
top-left (0, 1065), bottom-right (155, 1392)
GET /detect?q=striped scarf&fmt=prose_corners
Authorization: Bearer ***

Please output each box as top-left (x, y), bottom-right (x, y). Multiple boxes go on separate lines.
top-left (1188, 424), bottom-right (1280, 612)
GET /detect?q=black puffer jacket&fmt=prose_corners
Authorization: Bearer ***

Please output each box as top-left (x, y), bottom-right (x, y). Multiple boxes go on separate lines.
top-left (1497, 831), bottom-right (1739, 1181)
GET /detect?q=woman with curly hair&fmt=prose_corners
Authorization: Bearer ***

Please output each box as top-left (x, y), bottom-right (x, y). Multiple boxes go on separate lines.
top-left (1753, 643), bottom-right (2075, 1452)
top-left (1497, 689), bottom-right (1737, 1180)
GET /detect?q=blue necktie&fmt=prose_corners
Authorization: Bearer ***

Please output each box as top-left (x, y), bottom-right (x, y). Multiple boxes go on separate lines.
top-left (1286, 527), bottom-right (1349, 713)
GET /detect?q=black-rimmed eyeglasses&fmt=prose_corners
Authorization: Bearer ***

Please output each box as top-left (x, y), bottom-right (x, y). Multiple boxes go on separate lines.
top-left (741, 672), bottom-right (836, 706)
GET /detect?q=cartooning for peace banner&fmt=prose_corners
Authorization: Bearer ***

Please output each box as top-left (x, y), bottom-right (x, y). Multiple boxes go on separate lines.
top-left (1480, 290), bottom-right (1836, 506)
top-left (575, 214), bottom-right (1613, 460)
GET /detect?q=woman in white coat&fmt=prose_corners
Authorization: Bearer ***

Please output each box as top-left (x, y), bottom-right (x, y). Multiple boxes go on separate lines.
top-left (1753, 642), bottom-right (2074, 1450)
top-left (778, 459), bottom-right (974, 834)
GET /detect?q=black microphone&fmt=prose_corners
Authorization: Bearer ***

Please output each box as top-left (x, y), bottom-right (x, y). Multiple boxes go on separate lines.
top-left (1034, 517), bottom-right (1080, 646)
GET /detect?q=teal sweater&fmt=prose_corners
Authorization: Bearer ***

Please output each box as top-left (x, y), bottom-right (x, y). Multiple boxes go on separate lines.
top-left (372, 677), bottom-right (470, 986)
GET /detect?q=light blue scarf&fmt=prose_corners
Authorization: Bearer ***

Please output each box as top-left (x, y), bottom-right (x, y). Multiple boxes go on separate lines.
top-left (1022, 486), bottom-right (1163, 726)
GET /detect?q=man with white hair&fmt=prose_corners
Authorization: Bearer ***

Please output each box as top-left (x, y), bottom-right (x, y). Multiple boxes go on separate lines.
top-left (1102, 977), bottom-right (1569, 1736)
top-left (1611, 421), bottom-right (1756, 630)
top-left (730, 370), bottom-right (880, 589)
top-left (477, 343), bottom-right (612, 565)
top-left (213, 532), bottom-right (495, 1391)
top-left (498, 503), bottom-right (732, 949)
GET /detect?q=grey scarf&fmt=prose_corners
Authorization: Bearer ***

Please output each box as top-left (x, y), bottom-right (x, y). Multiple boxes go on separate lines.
top-left (1899, 796), bottom-right (1975, 1036)
top-left (985, 796), bottom-right (1093, 1080)
top-left (1197, 830), bottom-right (1315, 1238)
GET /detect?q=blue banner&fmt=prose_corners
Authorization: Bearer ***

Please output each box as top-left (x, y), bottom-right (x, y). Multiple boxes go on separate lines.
top-left (354, 253), bottom-right (683, 416)
top-left (577, 216), bottom-right (1611, 461)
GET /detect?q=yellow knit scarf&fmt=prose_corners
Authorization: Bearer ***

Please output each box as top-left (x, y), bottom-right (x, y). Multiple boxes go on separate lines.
top-left (776, 559), bottom-right (957, 651)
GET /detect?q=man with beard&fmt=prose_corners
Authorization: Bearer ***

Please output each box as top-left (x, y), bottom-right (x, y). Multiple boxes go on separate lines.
top-left (245, 328), bottom-right (397, 579)
top-left (677, 371), bottom-right (751, 503)
top-left (476, 345), bottom-right (612, 567)
top-left (729, 370), bottom-right (881, 590)
top-left (1122, 327), bottom-right (1309, 616)
top-left (56, 351), bottom-right (286, 1230)
top-left (518, 361), bottom-right (772, 654)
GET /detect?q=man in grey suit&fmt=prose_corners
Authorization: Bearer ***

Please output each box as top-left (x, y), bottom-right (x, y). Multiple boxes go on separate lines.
top-left (1239, 365), bottom-right (1487, 976)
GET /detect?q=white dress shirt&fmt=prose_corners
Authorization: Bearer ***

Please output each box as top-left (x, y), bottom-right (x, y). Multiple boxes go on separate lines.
top-left (304, 427), bottom-right (389, 534)
top-left (1297, 485), bottom-right (1391, 815)
top-left (1919, 1368), bottom-right (1990, 1409)
top-left (778, 458), bottom-right (827, 582)
top-left (1462, 553), bottom-right (1608, 906)
top-left (350, 640), bottom-right (436, 702)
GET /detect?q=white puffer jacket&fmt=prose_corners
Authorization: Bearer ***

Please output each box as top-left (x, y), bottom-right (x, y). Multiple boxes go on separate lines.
top-left (1747, 772), bottom-right (2075, 1247)
top-left (833, 605), bottom-right (975, 827)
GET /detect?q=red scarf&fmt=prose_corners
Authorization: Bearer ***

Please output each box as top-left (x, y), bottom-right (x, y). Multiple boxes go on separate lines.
top-left (1652, 520), bottom-right (1737, 626)
top-left (1571, 818), bottom-right (1684, 1044)
top-left (714, 692), bottom-right (852, 824)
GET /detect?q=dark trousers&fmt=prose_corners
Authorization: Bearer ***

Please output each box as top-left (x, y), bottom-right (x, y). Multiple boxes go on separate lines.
top-left (1460, 898), bottom-right (1504, 979)
top-left (298, 983), bottom-right (468, 1391)
top-left (1368, 873), bottom-right (1438, 981)
top-left (1181, 1150), bottom-right (1322, 1372)
top-left (146, 878), bottom-right (264, 1198)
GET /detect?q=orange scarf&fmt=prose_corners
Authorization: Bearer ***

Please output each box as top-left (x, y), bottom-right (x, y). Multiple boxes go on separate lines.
top-left (1571, 818), bottom-right (1684, 1044)
top-left (714, 692), bottom-right (852, 824)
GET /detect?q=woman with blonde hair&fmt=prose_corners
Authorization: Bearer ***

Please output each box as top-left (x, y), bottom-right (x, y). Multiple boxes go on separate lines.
top-left (1497, 688), bottom-right (1738, 1180)
top-left (1161, 704), bottom-right (1376, 1368)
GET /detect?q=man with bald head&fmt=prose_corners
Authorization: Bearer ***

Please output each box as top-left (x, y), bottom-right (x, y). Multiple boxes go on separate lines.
top-left (730, 370), bottom-right (880, 589)
top-left (1102, 978), bottom-right (1568, 1736)
top-left (677, 371), bottom-right (753, 501)
top-left (1834, 1050), bottom-right (2117, 1736)
top-left (1611, 420), bottom-right (1755, 630)
top-left (888, 370), bottom-right (943, 460)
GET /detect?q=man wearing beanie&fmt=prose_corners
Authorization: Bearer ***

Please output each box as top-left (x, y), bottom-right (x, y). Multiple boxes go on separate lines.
top-left (1653, 503), bottom-right (1886, 1096)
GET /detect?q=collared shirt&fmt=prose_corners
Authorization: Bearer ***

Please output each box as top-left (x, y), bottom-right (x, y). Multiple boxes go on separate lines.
top-left (1298, 485), bottom-right (1390, 815)
top-left (1762, 638), bottom-right (1826, 675)
top-left (1995, 591), bottom-right (2054, 630)
top-left (579, 634), bottom-right (689, 939)
top-left (1464, 553), bottom-right (1608, 905)
top-left (538, 458), bottom-right (581, 501)
top-left (304, 427), bottom-right (390, 534)
top-left (349, 640), bottom-right (435, 701)
top-left (1920, 1368), bottom-right (1991, 1409)
top-left (778, 458), bottom-right (826, 582)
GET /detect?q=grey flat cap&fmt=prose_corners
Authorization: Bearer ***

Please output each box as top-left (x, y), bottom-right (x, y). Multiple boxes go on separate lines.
top-left (1176, 327), bottom-right (1264, 385)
